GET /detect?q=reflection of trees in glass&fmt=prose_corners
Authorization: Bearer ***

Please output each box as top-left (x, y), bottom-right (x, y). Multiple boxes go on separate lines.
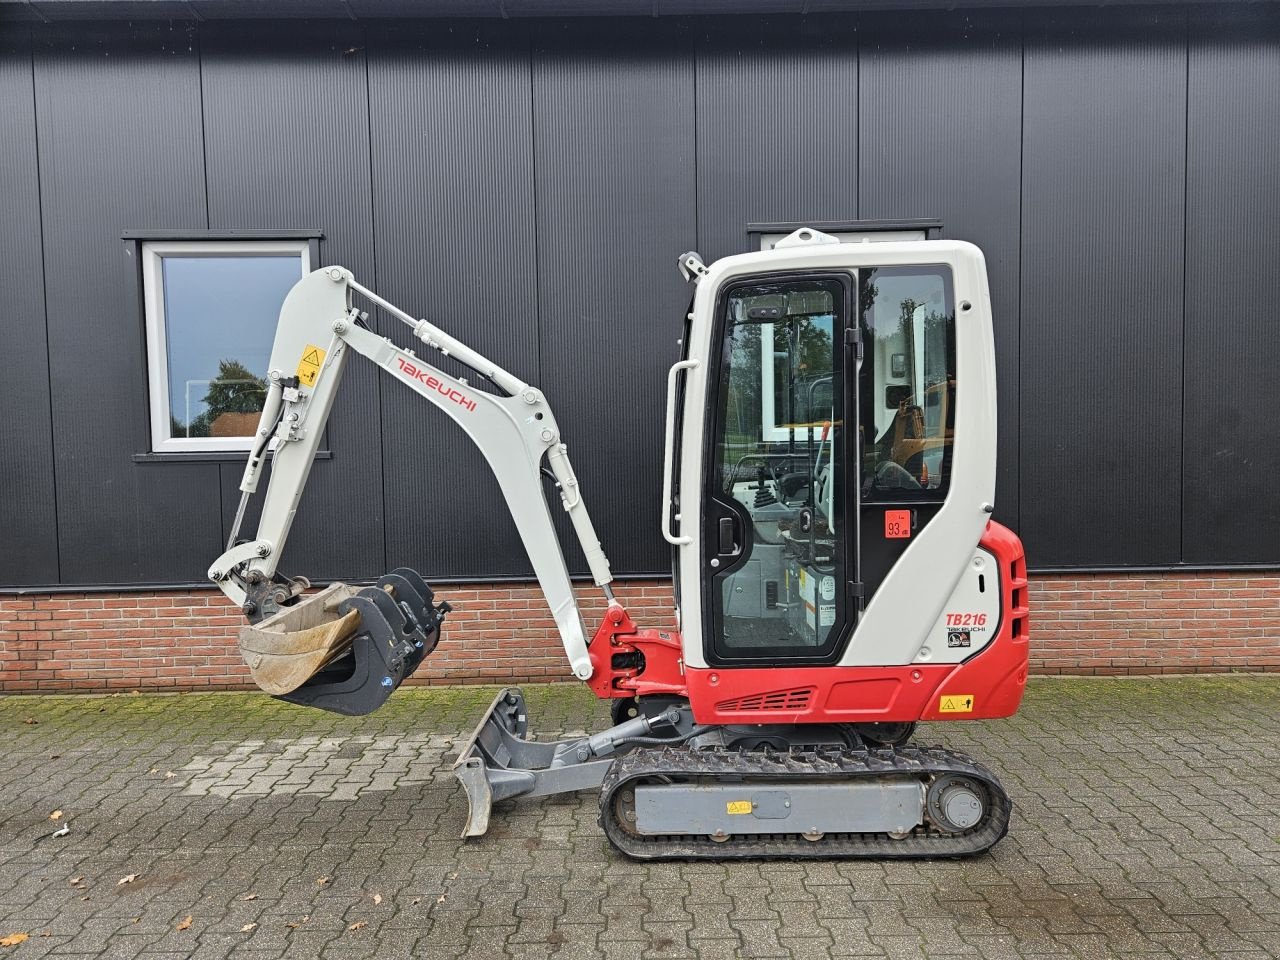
top-left (725, 312), bottom-right (838, 439)
top-left (725, 323), bottom-right (762, 444)
top-left (171, 359), bottom-right (267, 438)
top-left (866, 286), bottom-right (954, 390)
top-left (776, 317), bottom-right (834, 424)
top-left (922, 307), bottom-right (955, 385)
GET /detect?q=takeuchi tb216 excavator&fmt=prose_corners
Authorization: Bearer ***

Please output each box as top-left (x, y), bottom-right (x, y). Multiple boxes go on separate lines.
top-left (208, 226), bottom-right (1030, 859)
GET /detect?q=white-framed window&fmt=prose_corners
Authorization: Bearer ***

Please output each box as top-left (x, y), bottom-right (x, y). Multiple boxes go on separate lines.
top-left (142, 240), bottom-right (311, 453)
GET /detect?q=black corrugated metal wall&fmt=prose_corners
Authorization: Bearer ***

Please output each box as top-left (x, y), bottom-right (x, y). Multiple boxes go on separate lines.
top-left (1, 5), bottom-right (1277, 589)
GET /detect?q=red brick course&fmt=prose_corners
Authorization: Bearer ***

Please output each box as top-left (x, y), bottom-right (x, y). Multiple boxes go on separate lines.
top-left (1, 573), bottom-right (1276, 693)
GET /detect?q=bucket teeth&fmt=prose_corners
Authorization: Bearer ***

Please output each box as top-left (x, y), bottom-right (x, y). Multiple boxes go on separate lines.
top-left (236, 568), bottom-right (447, 715)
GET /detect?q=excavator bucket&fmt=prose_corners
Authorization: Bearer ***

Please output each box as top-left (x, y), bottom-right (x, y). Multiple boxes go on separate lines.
top-left (239, 582), bottom-right (363, 695)
top-left (238, 568), bottom-right (449, 716)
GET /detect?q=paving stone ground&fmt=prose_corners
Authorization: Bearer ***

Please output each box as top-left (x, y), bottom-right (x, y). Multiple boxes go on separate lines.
top-left (0, 676), bottom-right (1277, 959)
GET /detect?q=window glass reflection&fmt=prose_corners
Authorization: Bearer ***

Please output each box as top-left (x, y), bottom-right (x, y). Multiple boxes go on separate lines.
top-left (161, 256), bottom-right (300, 439)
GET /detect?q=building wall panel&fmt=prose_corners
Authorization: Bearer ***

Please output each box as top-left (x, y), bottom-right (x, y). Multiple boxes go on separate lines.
top-left (367, 21), bottom-right (542, 578)
top-left (693, 14), bottom-right (858, 263)
top-left (1182, 6), bottom-right (1280, 564)
top-left (0, 28), bottom-right (60, 586)
top-left (33, 22), bottom-right (217, 585)
top-left (1018, 8), bottom-right (1187, 567)
top-left (201, 21), bottom-right (385, 580)
top-left (859, 9), bottom-right (1023, 530)
top-left (3, 12), bottom-right (1278, 591)
top-left (532, 18), bottom-right (698, 576)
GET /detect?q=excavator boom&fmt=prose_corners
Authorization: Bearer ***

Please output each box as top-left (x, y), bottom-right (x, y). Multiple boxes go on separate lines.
top-left (209, 265), bottom-right (613, 697)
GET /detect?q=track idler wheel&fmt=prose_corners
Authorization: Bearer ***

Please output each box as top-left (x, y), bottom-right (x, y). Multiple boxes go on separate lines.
top-left (925, 774), bottom-right (989, 833)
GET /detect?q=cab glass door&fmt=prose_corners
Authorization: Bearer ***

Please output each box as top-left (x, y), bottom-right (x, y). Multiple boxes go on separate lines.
top-left (702, 274), bottom-right (856, 664)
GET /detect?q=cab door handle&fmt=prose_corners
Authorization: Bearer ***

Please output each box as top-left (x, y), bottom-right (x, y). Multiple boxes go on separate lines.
top-left (718, 516), bottom-right (737, 555)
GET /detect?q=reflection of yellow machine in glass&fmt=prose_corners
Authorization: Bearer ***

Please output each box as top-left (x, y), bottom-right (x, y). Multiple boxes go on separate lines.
top-left (884, 378), bottom-right (955, 489)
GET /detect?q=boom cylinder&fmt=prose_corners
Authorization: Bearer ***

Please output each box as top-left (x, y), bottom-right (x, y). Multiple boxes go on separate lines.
top-left (545, 442), bottom-right (614, 588)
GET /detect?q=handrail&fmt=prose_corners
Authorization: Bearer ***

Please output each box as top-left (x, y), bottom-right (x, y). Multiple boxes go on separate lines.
top-left (661, 359), bottom-right (699, 546)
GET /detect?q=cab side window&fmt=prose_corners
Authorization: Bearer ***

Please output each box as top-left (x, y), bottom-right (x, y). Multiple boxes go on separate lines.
top-left (859, 266), bottom-right (956, 501)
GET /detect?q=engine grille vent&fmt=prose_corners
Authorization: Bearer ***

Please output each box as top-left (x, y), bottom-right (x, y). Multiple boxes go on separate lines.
top-left (716, 687), bottom-right (815, 712)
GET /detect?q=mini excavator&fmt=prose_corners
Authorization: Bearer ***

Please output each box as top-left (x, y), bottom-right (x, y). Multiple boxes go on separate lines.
top-left (208, 227), bottom-right (1029, 859)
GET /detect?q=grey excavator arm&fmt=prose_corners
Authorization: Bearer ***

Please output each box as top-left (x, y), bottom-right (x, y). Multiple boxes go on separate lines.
top-left (208, 265), bottom-right (614, 682)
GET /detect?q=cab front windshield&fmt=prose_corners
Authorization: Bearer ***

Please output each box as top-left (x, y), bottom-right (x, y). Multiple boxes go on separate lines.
top-left (709, 277), bottom-right (847, 661)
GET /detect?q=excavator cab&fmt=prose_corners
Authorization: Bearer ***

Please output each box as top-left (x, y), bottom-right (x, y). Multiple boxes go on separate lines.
top-left (208, 227), bottom-right (1028, 859)
top-left (696, 260), bottom-right (961, 668)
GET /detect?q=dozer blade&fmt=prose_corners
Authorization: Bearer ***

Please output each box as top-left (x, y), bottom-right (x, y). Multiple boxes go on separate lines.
top-left (451, 687), bottom-right (623, 838)
top-left (453, 689), bottom-right (531, 838)
top-left (239, 568), bottom-right (449, 716)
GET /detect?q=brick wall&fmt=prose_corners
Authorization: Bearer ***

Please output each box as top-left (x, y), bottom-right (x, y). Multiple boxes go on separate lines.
top-left (1, 573), bottom-right (1277, 693)
top-left (1032, 573), bottom-right (1280, 675)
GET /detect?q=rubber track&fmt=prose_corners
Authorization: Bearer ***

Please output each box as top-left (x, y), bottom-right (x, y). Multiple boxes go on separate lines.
top-left (598, 744), bottom-right (1011, 861)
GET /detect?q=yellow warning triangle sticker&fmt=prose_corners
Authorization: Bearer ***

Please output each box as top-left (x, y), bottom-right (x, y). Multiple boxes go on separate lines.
top-left (296, 344), bottom-right (327, 386)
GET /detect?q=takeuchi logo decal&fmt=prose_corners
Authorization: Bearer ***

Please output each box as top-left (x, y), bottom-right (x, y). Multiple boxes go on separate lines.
top-left (395, 358), bottom-right (478, 412)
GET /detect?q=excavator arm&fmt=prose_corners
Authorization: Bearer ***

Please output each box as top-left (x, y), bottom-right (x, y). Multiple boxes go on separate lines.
top-left (209, 265), bottom-right (614, 692)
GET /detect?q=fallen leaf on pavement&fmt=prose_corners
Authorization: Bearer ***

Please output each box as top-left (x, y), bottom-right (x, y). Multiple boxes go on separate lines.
top-left (284, 916), bottom-right (310, 930)
top-left (372, 893), bottom-right (382, 905)
top-left (69, 877), bottom-right (84, 887)
top-left (436, 894), bottom-right (446, 904)
top-left (240, 923), bottom-right (256, 933)
top-left (131, 918), bottom-right (139, 924)
top-left (238, 893), bottom-right (258, 901)
top-left (117, 874), bottom-right (138, 886)
top-left (347, 921), bottom-right (367, 931)
top-left (447, 872), bottom-right (457, 880)
top-left (49, 811), bottom-right (62, 821)
top-left (315, 876), bottom-right (330, 886)
top-left (149, 769), bottom-right (158, 775)
top-left (164, 772), bottom-right (175, 779)
top-left (175, 916), bottom-right (192, 931)
top-left (0, 933), bottom-right (28, 948)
